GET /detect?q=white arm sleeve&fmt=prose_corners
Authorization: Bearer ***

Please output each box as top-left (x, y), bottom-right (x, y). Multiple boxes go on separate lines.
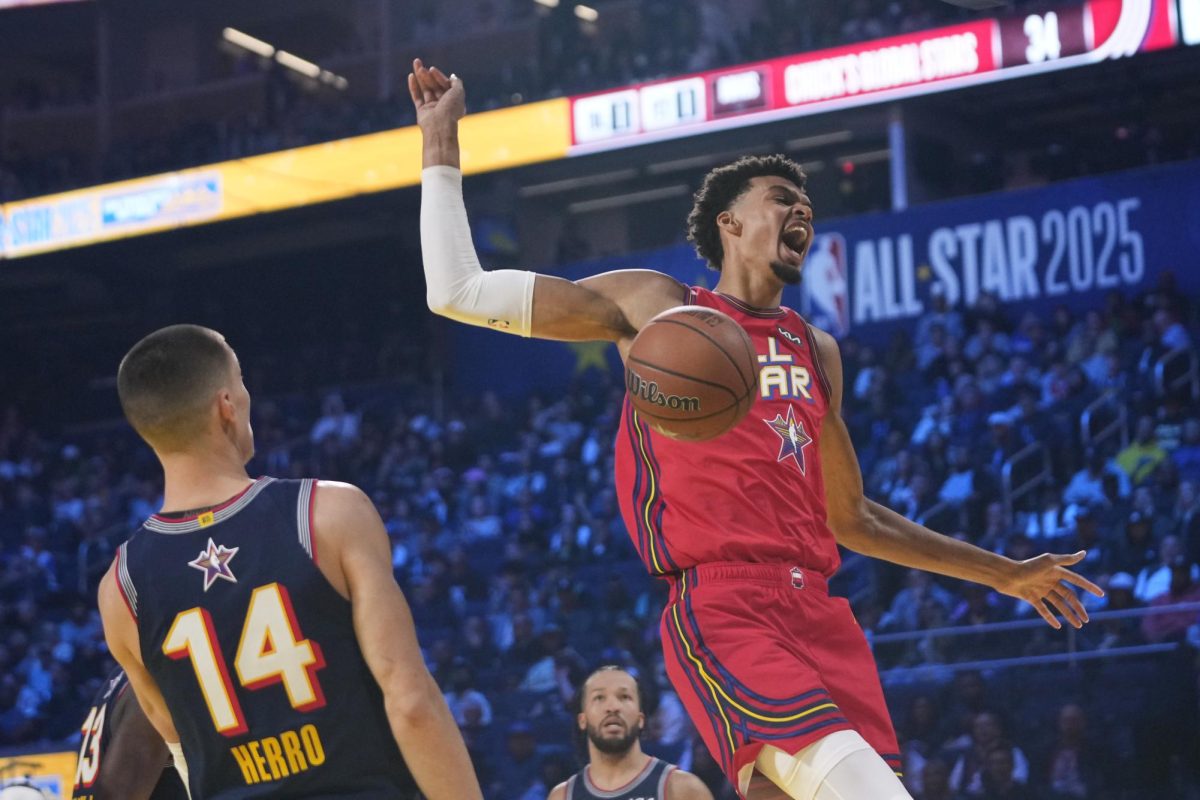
top-left (420, 165), bottom-right (535, 337)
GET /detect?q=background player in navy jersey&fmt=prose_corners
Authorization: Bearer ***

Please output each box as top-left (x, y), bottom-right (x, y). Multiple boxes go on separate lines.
top-left (411, 62), bottom-right (1103, 800)
top-left (71, 667), bottom-right (189, 800)
top-left (549, 666), bottom-right (712, 800)
top-left (96, 324), bottom-right (482, 800)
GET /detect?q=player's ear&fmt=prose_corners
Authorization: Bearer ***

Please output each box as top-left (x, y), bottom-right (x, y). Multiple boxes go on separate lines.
top-left (577, 712), bottom-right (586, 731)
top-left (716, 210), bottom-right (741, 236)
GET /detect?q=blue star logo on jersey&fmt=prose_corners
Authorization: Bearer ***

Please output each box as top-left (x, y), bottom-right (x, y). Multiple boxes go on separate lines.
top-left (188, 538), bottom-right (239, 591)
top-left (764, 406), bottom-right (813, 473)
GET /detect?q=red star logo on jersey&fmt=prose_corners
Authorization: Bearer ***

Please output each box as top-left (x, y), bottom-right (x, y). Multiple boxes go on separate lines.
top-left (188, 538), bottom-right (239, 592)
top-left (764, 406), bottom-right (813, 473)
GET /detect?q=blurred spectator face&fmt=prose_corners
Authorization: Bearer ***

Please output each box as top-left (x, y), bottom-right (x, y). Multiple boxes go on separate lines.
top-left (507, 727), bottom-right (536, 760)
top-left (1170, 558), bottom-right (1194, 594)
top-left (1160, 535), bottom-right (1182, 564)
top-left (972, 712), bottom-right (1002, 749)
top-left (910, 695), bottom-right (937, 732)
top-left (577, 668), bottom-right (644, 755)
top-left (1057, 704), bottom-right (1086, 742)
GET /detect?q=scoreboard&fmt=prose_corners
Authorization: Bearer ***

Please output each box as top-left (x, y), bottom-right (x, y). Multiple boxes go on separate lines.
top-left (569, 0), bottom-right (1182, 153)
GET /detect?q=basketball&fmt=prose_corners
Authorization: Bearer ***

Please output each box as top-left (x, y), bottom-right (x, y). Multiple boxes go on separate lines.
top-left (625, 306), bottom-right (759, 441)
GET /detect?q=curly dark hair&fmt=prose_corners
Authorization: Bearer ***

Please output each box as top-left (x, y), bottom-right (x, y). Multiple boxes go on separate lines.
top-left (686, 154), bottom-right (808, 271)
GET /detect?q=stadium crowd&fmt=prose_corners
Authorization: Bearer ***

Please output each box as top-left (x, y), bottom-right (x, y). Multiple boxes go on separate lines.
top-left (0, 268), bottom-right (1197, 797)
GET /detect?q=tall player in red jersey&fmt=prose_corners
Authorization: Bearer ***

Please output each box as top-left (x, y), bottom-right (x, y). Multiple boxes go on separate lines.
top-left (411, 61), bottom-right (1103, 800)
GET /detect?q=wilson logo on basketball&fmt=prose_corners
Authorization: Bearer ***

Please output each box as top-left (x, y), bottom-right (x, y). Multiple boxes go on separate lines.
top-left (626, 368), bottom-right (701, 412)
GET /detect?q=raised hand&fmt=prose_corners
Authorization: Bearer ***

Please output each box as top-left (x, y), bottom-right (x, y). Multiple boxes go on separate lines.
top-left (995, 551), bottom-right (1104, 629)
top-left (408, 58), bottom-right (465, 132)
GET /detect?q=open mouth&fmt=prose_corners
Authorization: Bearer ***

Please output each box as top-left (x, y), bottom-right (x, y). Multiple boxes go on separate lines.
top-left (781, 223), bottom-right (809, 262)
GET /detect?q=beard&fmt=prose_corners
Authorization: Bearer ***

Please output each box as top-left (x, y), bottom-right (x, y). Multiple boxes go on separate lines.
top-left (586, 719), bottom-right (643, 755)
top-left (770, 259), bottom-right (803, 286)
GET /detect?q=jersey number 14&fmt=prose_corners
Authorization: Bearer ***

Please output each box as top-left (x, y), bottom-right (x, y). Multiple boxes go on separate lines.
top-left (163, 582), bottom-right (327, 736)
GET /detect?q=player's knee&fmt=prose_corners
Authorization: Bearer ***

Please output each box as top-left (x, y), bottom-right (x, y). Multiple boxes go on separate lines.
top-left (755, 730), bottom-right (910, 800)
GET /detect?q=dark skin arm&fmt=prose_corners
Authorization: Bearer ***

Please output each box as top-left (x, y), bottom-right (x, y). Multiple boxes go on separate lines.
top-left (409, 59), bottom-right (686, 356)
top-left (810, 326), bottom-right (1104, 628)
top-left (94, 686), bottom-right (174, 800)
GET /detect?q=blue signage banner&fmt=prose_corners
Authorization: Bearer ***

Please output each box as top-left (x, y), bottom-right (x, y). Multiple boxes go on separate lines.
top-left (450, 159), bottom-right (1200, 394)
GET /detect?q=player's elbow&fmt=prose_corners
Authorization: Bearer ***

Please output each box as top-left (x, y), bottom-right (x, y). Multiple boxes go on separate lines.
top-left (828, 500), bottom-right (876, 550)
top-left (383, 674), bottom-right (447, 731)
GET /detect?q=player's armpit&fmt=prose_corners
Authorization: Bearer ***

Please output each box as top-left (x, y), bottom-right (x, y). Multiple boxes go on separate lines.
top-left (95, 688), bottom-right (173, 800)
top-left (97, 566), bottom-right (180, 745)
top-left (667, 769), bottom-right (717, 800)
top-left (532, 269), bottom-right (686, 346)
top-left (315, 483), bottom-right (484, 800)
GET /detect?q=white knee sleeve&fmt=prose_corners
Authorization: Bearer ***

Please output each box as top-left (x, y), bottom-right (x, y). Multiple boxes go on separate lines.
top-left (167, 740), bottom-right (192, 799)
top-left (420, 166), bottom-right (535, 336)
top-left (754, 730), bottom-right (911, 800)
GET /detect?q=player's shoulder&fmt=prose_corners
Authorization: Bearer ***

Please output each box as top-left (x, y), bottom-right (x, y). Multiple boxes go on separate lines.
top-left (666, 767), bottom-right (713, 800)
top-left (546, 778), bottom-right (570, 800)
top-left (312, 480), bottom-right (377, 521)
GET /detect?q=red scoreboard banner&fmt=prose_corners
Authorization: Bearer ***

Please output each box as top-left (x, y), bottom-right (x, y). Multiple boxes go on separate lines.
top-left (569, 0), bottom-right (1180, 152)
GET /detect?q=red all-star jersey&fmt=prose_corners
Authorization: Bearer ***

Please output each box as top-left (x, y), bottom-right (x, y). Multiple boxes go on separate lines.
top-left (615, 287), bottom-right (841, 578)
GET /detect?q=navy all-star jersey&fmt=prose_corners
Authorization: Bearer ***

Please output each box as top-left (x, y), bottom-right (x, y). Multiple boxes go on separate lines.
top-left (117, 477), bottom-right (417, 799)
top-left (71, 667), bottom-right (189, 800)
top-left (565, 757), bottom-right (675, 800)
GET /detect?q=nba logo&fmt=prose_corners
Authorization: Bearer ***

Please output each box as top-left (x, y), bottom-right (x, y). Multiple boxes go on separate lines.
top-left (802, 233), bottom-right (850, 338)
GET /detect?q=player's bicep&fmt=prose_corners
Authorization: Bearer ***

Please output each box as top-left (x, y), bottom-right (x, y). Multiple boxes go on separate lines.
top-left (98, 568), bottom-right (178, 743)
top-left (531, 269), bottom-right (685, 344)
top-left (326, 486), bottom-right (437, 703)
top-left (809, 327), bottom-right (870, 543)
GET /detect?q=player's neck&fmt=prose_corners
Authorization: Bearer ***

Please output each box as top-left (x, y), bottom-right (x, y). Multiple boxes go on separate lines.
top-left (158, 449), bottom-right (253, 514)
top-left (714, 263), bottom-right (784, 310)
top-left (587, 746), bottom-right (649, 788)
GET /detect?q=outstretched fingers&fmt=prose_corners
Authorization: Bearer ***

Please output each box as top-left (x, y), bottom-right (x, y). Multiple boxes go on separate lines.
top-left (1030, 597), bottom-right (1062, 630)
top-left (1057, 566), bottom-right (1105, 597)
top-left (1047, 587), bottom-right (1085, 628)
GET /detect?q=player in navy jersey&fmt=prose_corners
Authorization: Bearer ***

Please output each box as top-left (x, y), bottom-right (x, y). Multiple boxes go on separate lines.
top-left (97, 324), bottom-right (482, 800)
top-left (412, 62), bottom-right (1103, 800)
top-left (549, 666), bottom-right (712, 800)
top-left (71, 667), bottom-right (189, 800)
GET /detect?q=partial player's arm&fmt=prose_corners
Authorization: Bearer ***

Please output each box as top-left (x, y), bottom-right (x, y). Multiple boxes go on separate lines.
top-left (809, 327), bottom-right (1103, 629)
top-left (410, 59), bottom-right (685, 353)
top-left (668, 769), bottom-right (716, 800)
top-left (311, 481), bottom-right (484, 800)
top-left (92, 687), bottom-right (174, 800)
top-left (546, 780), bottom-right (568, 800)
top-left (98, 565), bottom-right (181, 745)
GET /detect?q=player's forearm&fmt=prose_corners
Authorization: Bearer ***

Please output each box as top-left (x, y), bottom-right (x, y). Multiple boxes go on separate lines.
top-left (421, 124), bottom-right (460, 169)
top-left (843, 500), bottom-right (1018, 589)
top-left (386, 689), bottom-right (483, 800)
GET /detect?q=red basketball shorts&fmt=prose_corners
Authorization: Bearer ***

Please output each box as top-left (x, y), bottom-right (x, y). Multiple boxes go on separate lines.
top-left (659, 562), bottom-right (901, 796)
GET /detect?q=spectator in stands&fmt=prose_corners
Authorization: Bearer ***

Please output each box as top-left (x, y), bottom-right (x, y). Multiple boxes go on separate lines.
top-left (1062, 448), bottom-right (1127, 510)
top-left (938, 444), bottom-right (984, 508)
top-left (901, 694), bottom-right (948, 794)
top-left (1109, 511), bottom-right (1159, 577)
top-left (948, 712), bottom-right (1029, 797)
top-left (1041, 703), bottom-right (1112, 800)
top-left (489, 720), bottom-right (543, 798)
top-left (1141, 556), bottom-right (1200, 643)
top-left (1134, 534), bottom-right (1199, 603)
top-left (1172, 421), bottom-right (1200, 483)
top-left (978, 746), bottom-right (1035, 800)
top-left (1176, 479), bottom-right (1200, 565)
top-left (1090, 572), bottom-right (1143, 648)
top-left (880, 569), bottom-right (955, 632)
top-left (1117, 416), bottom-right (1168, 486)
top-left (916, 757), bottom-right (961, 800)
top-left (310, 392), bottom-right (360, 444)
top-left (444, 661), bottom-right (494, 727)
top-left (1152, 308), bottom-right (1193, 351)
